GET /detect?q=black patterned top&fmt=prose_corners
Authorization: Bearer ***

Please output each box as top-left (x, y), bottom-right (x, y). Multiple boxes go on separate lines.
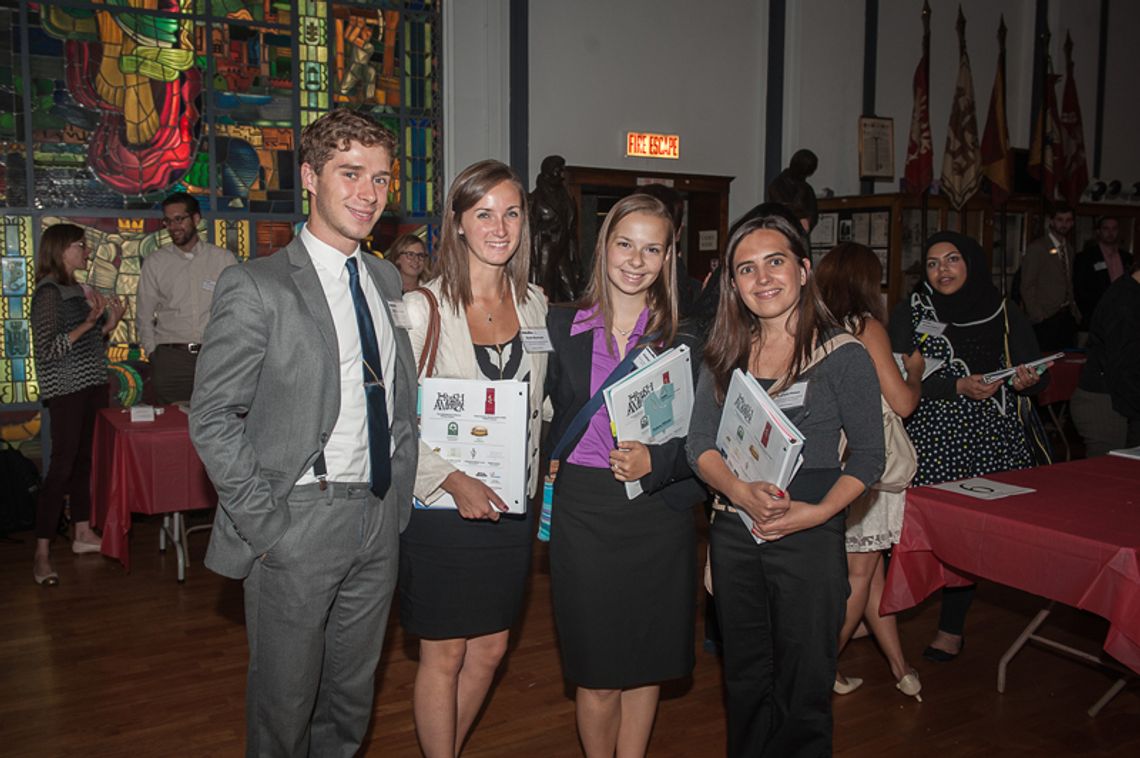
top-left (31, 278), bottom-right (107, 400)
top-left (473, 331), bottom-right (529, 384)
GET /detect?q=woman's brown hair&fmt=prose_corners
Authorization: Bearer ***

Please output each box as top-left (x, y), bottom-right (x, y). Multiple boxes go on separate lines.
top-left (435, 160), bottom-right (531, 310)
top-left (387, 232), bottom-right (431, 279)
top-left (815, 242), bottom-right (884, 336)
top-left (704, 205), bottom-right (838, 401)
top-left (36, 223), bottom-right (87, 286)
top-left (577, 193), bottom-right (678, 353)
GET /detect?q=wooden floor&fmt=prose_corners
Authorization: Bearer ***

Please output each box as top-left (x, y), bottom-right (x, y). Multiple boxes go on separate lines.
top-left (1, 514), bottom-right (1136, 758)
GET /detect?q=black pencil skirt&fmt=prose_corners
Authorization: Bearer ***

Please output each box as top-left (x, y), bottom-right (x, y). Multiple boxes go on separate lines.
top-left (549, 462), bottom-right (696, 689)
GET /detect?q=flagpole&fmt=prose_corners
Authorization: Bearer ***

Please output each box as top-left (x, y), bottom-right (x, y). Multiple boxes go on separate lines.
top-left (1000, 202), bottom-right (1008, 297)
top-left (920, 1), bottom-right (931, 243)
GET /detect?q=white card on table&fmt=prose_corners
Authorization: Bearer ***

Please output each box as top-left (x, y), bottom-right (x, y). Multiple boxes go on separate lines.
top-left (929, 477), bottom-right (1035, 500)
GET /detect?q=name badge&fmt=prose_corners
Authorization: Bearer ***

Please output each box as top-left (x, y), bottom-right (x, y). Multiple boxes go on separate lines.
top-left (201, 279), bottom-right (216, 292)
top-left (520, 327), bottom-right (554, 353)
top-left (774, 381), bottom-right (808, 410)
top-left (1094, 261), bottom-right (1108, 272)
top-left (387, 300), bottom-right (412, 329)
top-left (917, 319), bottom-right (947, 337)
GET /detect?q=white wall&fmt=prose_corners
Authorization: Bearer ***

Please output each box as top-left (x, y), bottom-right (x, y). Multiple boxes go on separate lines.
top-left (527, 0), bottom-right (769, 221)
top-left (445, 0), bottom-right (1138, 210)
top-left (1101, 0), bottom-right (1140, 185)
top-left (784, 0), bottom-right (867, 196)
top-left (443, 0), bottom-right (511, 189)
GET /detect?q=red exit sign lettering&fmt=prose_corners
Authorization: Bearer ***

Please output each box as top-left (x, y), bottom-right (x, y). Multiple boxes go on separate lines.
top-left (626, 132), bottom-right (680, 159)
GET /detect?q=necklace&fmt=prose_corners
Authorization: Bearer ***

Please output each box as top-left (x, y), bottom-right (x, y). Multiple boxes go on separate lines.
top-left (479, 288), bottom-right (508, 323)
top-left (613, 324), bottom-right (634, 336)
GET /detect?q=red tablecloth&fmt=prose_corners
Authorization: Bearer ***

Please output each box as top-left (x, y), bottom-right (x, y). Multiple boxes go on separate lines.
top-left (882, 456), bottom-right (1140, 674)
top-left (1036, 350), bottom-right (1085, 406)
top-left (90, 407), bottom-right (215, 570)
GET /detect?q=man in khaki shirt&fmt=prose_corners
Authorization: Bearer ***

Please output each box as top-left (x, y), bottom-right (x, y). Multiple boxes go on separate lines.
top-left (1019, 202), bottom-right (1077, 351)
top-left (137, 192), bottom-right (238, 403)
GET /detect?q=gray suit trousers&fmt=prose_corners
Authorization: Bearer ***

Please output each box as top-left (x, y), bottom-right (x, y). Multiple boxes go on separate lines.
top-left (243, 482), bottom-right (399, 758)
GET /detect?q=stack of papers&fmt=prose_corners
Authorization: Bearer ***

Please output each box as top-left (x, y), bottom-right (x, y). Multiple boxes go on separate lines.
top-left (715, 369), bottom-right (805, 543)
top-left (603, 345), bottom-right (694, 499)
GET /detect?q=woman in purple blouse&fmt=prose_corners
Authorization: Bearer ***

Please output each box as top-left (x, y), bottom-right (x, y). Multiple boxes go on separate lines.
top-left (545, 194), bottom-right (705, 757)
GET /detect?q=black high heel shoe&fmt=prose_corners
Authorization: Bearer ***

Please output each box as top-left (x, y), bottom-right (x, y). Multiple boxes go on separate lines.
top-left (922, 638), bottom-right (965, 663)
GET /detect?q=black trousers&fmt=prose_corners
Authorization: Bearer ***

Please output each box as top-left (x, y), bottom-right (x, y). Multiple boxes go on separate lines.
top-left (710, 509), bottom-right (848, 758)
top-left (36, 384), bottom-right (107, 539)
top-left (150, 345), bottom-right (198, 404)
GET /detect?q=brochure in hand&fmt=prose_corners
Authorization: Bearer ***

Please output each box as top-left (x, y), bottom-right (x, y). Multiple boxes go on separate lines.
top-left (715, 369), bottom-right (805, 544)
top-left (602, 345), bottom-right (694, 499)
top-left (417, 378), bottom-right (529, 513)
top-left (981, 352), bottom-right (1064, 385)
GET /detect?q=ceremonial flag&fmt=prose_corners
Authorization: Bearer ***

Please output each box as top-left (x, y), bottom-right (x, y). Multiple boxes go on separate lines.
top-left (940, 6), bottom-right (982, 210)
top-left (1060, 33), bottom-right (1089, 205)
top-left (1029, 58), bottom-right (1063, 201)
top-left (980, 17), bottom-right (1012, 205)
top-left (903, 1), bottom-right (933, 195)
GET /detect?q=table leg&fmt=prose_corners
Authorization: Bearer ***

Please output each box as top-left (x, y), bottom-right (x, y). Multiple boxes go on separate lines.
top-left (1088, 679), bottom-right (1128, 718)
top-left (159, 513), bottom-right (187, 583)
top-left (1046, 404), bottom-right (1071, 462)
top-left (999, 601), bottom-right (1133, 717)
top-left (998, 605), bottom-right (1052, 693)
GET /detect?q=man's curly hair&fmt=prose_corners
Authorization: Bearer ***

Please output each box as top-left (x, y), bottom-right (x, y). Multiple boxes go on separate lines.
top-left (300, 109), bottom-right (397, 175)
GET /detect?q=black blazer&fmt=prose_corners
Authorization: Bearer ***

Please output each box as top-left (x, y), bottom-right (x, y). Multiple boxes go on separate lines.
top-left (1073, 244), bottom-right (1133, 330)
top-left (545, 305), bottom-right (707, 511)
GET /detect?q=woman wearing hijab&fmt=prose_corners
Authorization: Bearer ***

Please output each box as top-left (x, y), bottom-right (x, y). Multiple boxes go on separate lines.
top-left (888, 231), bottom-right (1049, 663)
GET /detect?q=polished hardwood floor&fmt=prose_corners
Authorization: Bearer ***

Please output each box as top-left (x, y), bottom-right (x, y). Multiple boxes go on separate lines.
top-left (2, 514), bottom-right (1136, 757)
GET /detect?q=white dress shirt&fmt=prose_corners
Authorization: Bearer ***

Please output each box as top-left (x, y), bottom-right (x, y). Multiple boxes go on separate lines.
top-left (295, 226), bottom-right (397, 485)
top-left (136, 238), bottom-right (238, 354)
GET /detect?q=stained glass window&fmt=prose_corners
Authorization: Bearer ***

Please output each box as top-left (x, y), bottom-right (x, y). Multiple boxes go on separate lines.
top-left (1, 1), bottom-right (443, 408)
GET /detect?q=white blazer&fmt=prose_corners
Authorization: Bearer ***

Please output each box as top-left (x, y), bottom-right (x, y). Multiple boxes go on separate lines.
top-left (403, 278), bottom-right (549, 503)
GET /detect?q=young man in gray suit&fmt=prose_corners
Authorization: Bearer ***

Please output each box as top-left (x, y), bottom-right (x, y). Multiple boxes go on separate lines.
top-left (190, 108), bottom-right (418, 757)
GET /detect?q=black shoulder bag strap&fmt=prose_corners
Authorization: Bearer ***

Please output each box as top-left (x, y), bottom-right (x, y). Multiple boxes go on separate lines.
top-left (549, 346), bottom-right (646, 463)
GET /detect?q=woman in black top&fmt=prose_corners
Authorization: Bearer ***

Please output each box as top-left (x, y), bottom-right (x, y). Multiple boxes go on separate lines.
top-left (887, 231), bottom-right (1048, 662)
top-left (30, 223), bottom-right (124, 585)
top-left (687, 206), bottom-right (884, 757)
top-left (1071, 259), bottom-right (1140, 454)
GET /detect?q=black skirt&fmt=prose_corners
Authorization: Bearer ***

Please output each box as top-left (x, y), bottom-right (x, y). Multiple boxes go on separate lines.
top-left (398, 506), bottom-right (533, 639)
top-left (549, 463), bottom-right (696, 689)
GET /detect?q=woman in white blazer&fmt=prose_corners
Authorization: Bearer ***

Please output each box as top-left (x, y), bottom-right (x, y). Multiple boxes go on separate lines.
top-left (400, 160), bottom-right (548, 758)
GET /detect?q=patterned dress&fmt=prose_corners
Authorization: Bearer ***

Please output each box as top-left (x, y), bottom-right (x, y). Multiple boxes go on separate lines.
top-left (904, 292), bottom-right (1034, 487)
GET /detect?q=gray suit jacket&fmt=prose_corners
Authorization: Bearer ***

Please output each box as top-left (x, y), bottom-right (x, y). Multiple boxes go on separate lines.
top-left (190, 237), bottom-right (418, 579)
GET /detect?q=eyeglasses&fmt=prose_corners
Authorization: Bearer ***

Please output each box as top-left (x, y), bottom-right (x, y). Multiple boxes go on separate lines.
top-left (405, 252), bottom-right (430, 261)
top-left (162, 214), bottom-right (193, 226)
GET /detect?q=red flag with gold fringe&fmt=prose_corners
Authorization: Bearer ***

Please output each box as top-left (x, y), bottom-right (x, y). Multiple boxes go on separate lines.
top-left (1028, 63), bottom-right (1063, 201)
top-left (940, 6), bottom-right (983, 210)
top-left (903, 1), bottom-right (933, 195)
top-left (980, 17), bottom-right (1013, 205)
top-left (1060, 33), bottom-right (1089, 205)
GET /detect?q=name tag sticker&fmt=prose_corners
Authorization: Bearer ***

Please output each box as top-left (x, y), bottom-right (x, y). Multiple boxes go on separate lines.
top-left (201, 279), bottom-right (216, 292)
top-left (774, 381), bottom-right (808, 410)
top-left (520, 327), bottom-right (554, 353)
top-left (1094, 261), bottom-right (1108, 272)
top-left (387, 300), bottom-right (412, 329)
top-left (917, 319), bottom-right (947, 337)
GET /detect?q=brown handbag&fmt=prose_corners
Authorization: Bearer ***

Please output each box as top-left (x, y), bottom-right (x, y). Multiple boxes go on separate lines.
top-left (413, 286), bottom-right (442, 378)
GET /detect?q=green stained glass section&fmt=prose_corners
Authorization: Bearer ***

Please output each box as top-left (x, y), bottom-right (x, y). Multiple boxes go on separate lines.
top-left (1, 216), bottom-right (37, 403)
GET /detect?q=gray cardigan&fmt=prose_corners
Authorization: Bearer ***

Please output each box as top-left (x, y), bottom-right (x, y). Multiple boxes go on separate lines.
top-left (686, 340), bottom-right (885, 498)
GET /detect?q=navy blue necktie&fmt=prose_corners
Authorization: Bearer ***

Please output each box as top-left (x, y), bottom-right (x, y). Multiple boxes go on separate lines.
top-left (345, 257), bottom-right (391, 498)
